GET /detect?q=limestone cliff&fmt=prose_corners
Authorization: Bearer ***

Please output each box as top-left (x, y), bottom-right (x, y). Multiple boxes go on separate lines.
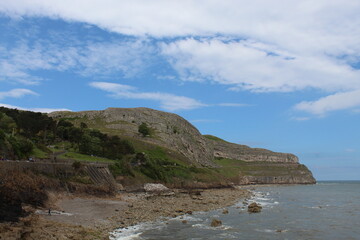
top-left (50, 107), bottom-right (215, 167)
top-left (207, 137), bottom-right (299, 163)
top-left (50, 107), bottom-right (315, 184)
top-left (236, 163), bottom-right (316, 184)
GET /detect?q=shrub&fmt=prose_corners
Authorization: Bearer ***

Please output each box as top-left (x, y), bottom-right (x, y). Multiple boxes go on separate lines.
top-left (0, 170), bottom-right (48, 222)
top-left (138, 122), bottom-right (150, 137)
top-left (72, 161), bottom-right (82, 170)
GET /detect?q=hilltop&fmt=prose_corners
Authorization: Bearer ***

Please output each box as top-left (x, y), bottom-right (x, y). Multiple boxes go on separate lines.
top-left (49, 107), bottom-right (315, 185)
top-left (0, 106), bottom-right (315, 237)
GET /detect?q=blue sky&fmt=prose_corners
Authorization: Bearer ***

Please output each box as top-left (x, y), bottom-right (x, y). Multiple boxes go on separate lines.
top-left (0, 0), bottom-right (360, 180)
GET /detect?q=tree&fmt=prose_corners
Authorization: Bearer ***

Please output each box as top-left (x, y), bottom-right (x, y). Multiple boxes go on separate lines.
top-left (138, 122), bottom-right (150, 137)
top-left (80, 122), bottom-right (88, 129)
top-left (0, 113), bottom-right (16, 133)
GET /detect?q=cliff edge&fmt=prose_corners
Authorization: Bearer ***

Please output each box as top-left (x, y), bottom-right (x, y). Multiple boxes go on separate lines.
top-left (50, 107), bottom-right (316, 184)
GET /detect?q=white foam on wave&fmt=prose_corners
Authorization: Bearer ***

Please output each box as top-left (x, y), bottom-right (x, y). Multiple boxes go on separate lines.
top-left (192, 223), bottom-right (232, 231)
top-left (255, 228), bottom-right (289, 233)
top-left (248, 190), bottom-right (279, 208)
top-left (256, 197), bottom-right (271, 201)
top-left (110, 221), bottom-right (166, 240)
top-left (172, 215), bottom-right (203, 222)
top-left (110, 224), bottom-right (144, 240)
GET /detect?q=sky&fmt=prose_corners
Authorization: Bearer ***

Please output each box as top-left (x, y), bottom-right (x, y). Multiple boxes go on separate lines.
top-left (0, 0), bottom-right (359, 180)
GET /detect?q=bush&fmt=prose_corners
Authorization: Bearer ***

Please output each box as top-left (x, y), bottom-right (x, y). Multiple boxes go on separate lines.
top-left (109, 160), bottom-right (135, 177)
top-left (138, 122), bottom-right (150, 137)
top-left (72, 161), bottom-right (82, 170)
top-left (0, 170), bottom-right (48, 222)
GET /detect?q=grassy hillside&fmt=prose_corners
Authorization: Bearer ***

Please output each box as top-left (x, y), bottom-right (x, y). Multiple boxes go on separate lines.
top-left (203, 135), bottom-right (228, 142)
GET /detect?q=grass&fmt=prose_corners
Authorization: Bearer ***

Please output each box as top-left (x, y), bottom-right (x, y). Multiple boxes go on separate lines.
top-left (203, 135), bottom-right (228, 142)
top-left (52, 114), bottom-right (309, 184)
top-left (58, 151), bottom-right (115, 163)
top-left (31, 147), bottom-right (49, 159)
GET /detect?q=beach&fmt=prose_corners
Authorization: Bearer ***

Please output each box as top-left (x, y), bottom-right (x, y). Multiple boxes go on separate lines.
top-left (0, 187), bottom-right (250, 239)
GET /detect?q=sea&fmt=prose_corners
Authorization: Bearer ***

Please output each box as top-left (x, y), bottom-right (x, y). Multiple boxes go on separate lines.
top-left (110, 181), bottom-right (360, 240)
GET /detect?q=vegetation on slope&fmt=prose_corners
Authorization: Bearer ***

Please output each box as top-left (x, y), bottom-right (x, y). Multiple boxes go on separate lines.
top-left (0, 107), bottom-right (134, 160)
top-left (203, 135), bottom-right (227, 142)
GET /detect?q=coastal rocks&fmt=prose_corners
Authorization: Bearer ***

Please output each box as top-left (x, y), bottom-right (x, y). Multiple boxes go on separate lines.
top-left (211, 219), bottom-right (222, 227)
top-left (222, 209), bottom-right (229, 214)
top-left (247, 202), bottom-right (262, 213)
top-left (144, 183), bottom-right (169, 193)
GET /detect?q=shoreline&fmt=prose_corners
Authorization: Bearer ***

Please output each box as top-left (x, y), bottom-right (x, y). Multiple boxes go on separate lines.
top-left (0, 187), bottom-right (251, 239)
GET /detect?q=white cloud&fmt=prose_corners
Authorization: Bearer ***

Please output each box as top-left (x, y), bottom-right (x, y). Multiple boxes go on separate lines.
top-left (217, 103), bottom-right (251, 107)
top-left (161, 38), bottom-right (360, 115)
top-left (90, 82), bottom-right (206, 111)
top-left (0, 88), bottom-right (37, 100)
top-left (0, 39), bottom-right (152, 84)
top-left (0, 103), bottom-right (71, 113)
top-left (0, 1), bottom-right (359, 51)
top-left (291, 117), bottom-right (310, 121)
top-left (295, 89), bottom-right (360, 115)
top-left (1, 0), bottom-right (360, 115)
top-left (161, 38), bottom-right (360, 93)
top-left (0, 0), bottom-right (359, 58)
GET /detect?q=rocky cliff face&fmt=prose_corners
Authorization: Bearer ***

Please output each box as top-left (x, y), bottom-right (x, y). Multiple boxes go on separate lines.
top-left (50, 107), bottom-right (216, 167)
top-left (240, 174), bottom-right (316, 184)
top-left (50, 107), bottom-right (315, 184)
top-left (236, 163), bottom-right (316, 185)
top-left (208, 139), bottom-right (299, 163)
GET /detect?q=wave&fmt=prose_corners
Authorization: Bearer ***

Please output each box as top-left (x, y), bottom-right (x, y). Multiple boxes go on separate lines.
top-left (110, 221), bottom-right (166, 240)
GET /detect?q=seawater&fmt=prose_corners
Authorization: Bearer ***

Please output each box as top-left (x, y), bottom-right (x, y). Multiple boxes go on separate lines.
top-left (110, 181), bottom-right (360, 240)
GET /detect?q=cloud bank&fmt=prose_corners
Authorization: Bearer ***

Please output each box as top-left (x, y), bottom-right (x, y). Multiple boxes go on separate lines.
top-left (0, 39), bottom-right (152, 84)
top-left (90, 82), bottom-right (206, 111)
top-left (0, 88), bottom-right (37, 100)
top-left (1, 0), bottom-right (360, 115)
top-left (0, 103), bottom-right (71, 113)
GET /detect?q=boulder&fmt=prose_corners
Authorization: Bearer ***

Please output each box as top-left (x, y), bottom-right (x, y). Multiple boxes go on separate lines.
top-left (247, 202), bottom-right (262, 213)
top-left (222, 209), bottom-right (229, 214)
top-left (210, 218), bottom-right (222, 227)
top-left (144, 183), bottom-right (170, 192)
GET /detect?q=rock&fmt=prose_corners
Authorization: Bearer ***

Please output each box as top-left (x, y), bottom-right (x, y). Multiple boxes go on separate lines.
top-left (247, 202), bottom-right (262, 213)
top-left (182, 220), bottom-right (188, 224)
top-left (211, 218), bottom-right (222, 227)
top-left (222, 209), bottom-right (229, 214)
top-left (144, 183), bottom-right (170, 193)
top-left (50, 107), bottom-right (216, 167)
top-left (185, 210), bottom-right (193, 215)
top-left (49, 107), bottom-right (316, 183)
top-left (209, 138), bottom-right (299, 163)
top-left (116, 183), bottom-right (125, 191)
